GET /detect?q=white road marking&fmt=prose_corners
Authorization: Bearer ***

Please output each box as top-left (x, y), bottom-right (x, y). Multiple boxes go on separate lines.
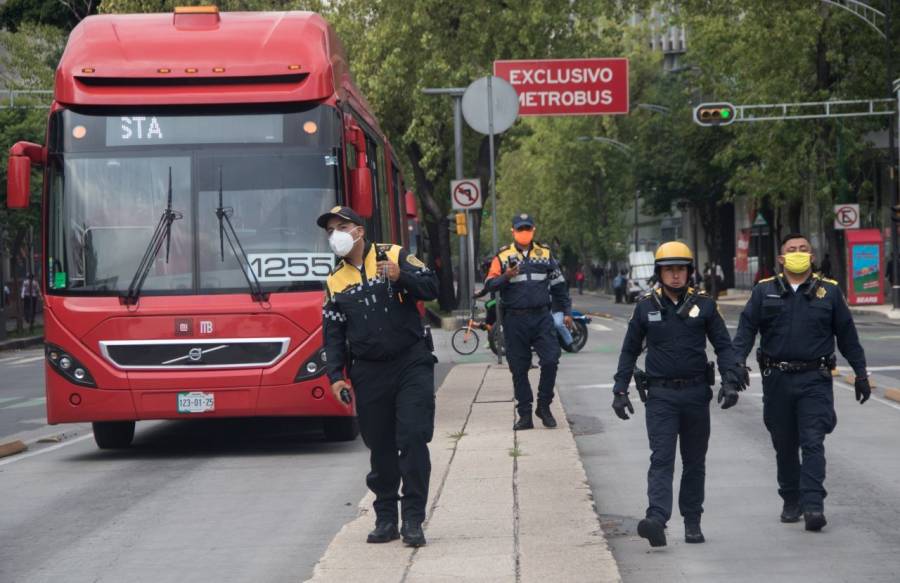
top-left (5, 355), bottom-right (45, 365)
top-left (0, 433), bottom-right (94, 467)
top-left (2, 397), bottom-right (46, 410)
top-left (590, 323), bottom-right (612, 332)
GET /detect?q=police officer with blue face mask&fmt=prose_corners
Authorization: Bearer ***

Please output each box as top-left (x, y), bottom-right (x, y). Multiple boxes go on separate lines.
top-left (612, 242), bottom-right (745, 547)
top-left (733, 233), bottom-right (870, 533)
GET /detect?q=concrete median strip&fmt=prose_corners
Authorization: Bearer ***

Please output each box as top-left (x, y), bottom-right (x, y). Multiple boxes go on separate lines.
top-left (0, 440), bottom-right (27, 459)
top-left (306, 363), bottom-right (621, 583)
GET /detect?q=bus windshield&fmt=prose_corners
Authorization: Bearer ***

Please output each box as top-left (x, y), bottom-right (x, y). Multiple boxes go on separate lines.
top-left (46, 105), bottom-right (342, 296)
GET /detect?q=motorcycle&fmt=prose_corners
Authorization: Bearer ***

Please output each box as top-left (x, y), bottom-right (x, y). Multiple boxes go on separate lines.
top-left (488, 309), bottom-right (591, 356)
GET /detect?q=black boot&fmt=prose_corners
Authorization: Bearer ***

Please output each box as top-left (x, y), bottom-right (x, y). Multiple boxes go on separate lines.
top-left (366, 521), bottom-right (399, 543)
top-left (780, 503), bottom-right (801, 523)
top-left (513, 412), bottom-right (534, 430)
top-left (637, 517), bottom-right (667, 547)
top-left (684, 522), bottom-right (705, 544)
top-left (535, 404), bottom-right (557, 428)
top-left (804, 511), bottom-right (827, 532)
top-left (401, 521), bottom-right (426, 547)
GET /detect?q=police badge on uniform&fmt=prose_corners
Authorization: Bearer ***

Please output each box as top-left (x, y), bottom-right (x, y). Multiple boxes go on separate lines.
top-left (816, 287), bottom-right (827, 299)
top-left (689, 305), bottom-right (700, 318)
top-left (406, 254), bottom-right (426, 268)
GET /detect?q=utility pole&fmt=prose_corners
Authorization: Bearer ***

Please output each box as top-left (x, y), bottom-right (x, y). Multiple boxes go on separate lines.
top-left (634, 190), bottom-right (639, 252)
top-left (887, 0), bottom-right (900, 309)
top-left (422, 87), bottom-right (472, 310)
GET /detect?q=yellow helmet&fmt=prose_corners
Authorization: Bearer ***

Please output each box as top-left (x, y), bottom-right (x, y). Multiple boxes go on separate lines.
top-left (655, 241), bottom-right (694, 273)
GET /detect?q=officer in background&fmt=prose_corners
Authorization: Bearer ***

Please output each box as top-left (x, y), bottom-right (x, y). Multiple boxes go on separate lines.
top-left (733, 233), bottom-right (870, 532)
top-left (484, 213), bottom-right (573, 430)
top-left (318, 206), bottom-right (438, 548)
top-left (612, 242), bottom-right (746, 547)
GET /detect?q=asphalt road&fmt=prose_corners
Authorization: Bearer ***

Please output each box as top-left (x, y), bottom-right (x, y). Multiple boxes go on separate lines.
top-left (560, 292), bottom-right (900, 582)
top-left (0, 345), bottom-right (452, 583)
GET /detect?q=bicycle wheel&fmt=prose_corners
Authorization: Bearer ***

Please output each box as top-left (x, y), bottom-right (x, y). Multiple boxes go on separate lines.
top-left (451, 326), bottom-right (480, 355)
top-left (488, 323), bottom-right (506, 357)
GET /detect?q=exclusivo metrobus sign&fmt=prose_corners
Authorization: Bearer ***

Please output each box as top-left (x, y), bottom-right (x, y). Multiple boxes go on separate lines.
top-left (493, 58), bottom-right (629, 116)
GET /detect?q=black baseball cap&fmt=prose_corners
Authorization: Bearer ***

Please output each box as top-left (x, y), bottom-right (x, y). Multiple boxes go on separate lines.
top-left (317, 206), bottom-right (364, 229)
top-left (512, 213), bottom-right (535, 229)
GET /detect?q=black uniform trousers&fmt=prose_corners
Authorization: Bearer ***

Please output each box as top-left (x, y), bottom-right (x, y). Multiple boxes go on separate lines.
top-left (645, 382), bottom-right (711, 526)
top-left (503, 309), bottom-right (560, 416)
top-left (349, 342), bottom-right (436, 524)
top-left (761, 368), bottom-right (836, 512)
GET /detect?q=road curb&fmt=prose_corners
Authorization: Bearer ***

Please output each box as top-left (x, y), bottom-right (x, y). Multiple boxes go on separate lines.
top-left (0, 440), bottom-right (28, 459)
top-left (0, 335), bottom-right (44, 352)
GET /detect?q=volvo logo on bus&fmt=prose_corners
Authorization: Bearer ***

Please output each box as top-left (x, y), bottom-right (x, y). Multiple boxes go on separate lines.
top-left (188, 348), bottom-right (203, 362)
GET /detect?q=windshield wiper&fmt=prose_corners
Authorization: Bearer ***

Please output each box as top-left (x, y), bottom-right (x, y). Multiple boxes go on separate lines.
top-left (123, 167), bottom-right (182, 305)
top-left (215, 167), bottom-right (268, 303)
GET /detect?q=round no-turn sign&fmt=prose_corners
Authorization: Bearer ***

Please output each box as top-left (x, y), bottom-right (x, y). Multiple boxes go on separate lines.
top-left (451, 179), bottom-right (482, 210)
top-left (834, 204), bottom-right (859, 230)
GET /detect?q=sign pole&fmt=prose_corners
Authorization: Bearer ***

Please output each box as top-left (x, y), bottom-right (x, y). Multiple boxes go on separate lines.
top-left (452, 95), bottom-right (469, 310)
top-left (487, 76), bottom-right (503, 364)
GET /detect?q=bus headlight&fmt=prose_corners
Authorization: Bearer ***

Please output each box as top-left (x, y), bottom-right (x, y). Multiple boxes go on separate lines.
top-left (295, 348), bottom-right (327, 382)
top-left (46, 344), bottom-right (96, 387)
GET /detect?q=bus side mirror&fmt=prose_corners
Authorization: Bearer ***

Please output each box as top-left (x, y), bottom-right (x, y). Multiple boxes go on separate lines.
top-left (7, 156), bottom-right (31, 208)
top-left (404, 190), bottom-right (418, 218)
top-left (6, 141), bottom-right (45, 209)
top-left (350, 167), bottom-right (373, 218)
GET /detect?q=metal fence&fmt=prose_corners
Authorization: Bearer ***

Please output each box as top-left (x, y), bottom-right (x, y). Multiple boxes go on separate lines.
top-left (0, 89), bottom-right (53, 109)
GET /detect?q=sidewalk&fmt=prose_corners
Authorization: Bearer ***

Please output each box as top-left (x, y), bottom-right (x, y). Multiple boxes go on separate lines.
top-left (0, 312), bottom-right (43, 352)
top-left (307, 363), bottom-right (621, 583)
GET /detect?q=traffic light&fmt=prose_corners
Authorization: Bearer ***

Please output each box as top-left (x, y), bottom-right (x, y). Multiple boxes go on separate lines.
top-left (693, 102), bottom-right (737, 127)
top-left (455, 212), bottom-right (468, 235)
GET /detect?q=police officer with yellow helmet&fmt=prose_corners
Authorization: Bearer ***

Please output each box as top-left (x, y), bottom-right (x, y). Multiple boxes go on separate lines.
top-left (612, 241), bottom-right (746, 547)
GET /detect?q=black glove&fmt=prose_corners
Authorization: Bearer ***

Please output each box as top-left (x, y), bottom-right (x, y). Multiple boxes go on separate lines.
top-left (722, 368), bottom-right (749, 392)
top-left (612, 392), bottom-right (634, 420)
top-left (739, 365), bottom-right (751, 389)
top-left (717, 382), bottom-right (740, 410)
top-left (855, 376), bottom-right (871, 404)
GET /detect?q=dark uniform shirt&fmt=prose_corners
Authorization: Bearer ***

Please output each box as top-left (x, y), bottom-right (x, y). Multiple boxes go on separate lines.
top-left (483, 242), bottom-right (571, 314)
top-left (323, 242), bottom-right (438, 383)
top-left (732, 273), bottom-right (866, 376)
top-left (613, 287), bottom-right (739, 393)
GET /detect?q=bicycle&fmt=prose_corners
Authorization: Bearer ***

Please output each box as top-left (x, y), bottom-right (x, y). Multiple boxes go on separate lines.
top-left (451, 296), bottom-right (496, 355)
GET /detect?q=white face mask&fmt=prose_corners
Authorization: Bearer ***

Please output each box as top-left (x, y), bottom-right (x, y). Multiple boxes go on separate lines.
top-left (328, 227), bottom-right (361, 257)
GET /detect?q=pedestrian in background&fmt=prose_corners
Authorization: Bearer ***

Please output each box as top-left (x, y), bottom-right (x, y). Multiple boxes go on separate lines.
top-left (613, 269), bottom-right (627, 304)
top-left (484, 213), bottom-right (572, 431)
top-left (575, 266), bottom-right (585, 295)
top-left (318, 206), bottom-right (438, 548)
top-left (21, 273), bottom-right (40, 330)
top-left (733, 233), bottom-right (870, 532)
top-left (612, 241), bottom-right (746, 547)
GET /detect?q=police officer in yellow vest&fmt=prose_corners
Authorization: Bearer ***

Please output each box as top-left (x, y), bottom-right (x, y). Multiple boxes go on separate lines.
top-left (484, 213), bottom-right (573, 430)
top-left (318, 206), bottom-right (438, 548)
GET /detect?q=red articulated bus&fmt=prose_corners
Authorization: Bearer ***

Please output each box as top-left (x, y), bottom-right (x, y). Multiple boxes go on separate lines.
top-left (5, 6), bottom-right (421, 448)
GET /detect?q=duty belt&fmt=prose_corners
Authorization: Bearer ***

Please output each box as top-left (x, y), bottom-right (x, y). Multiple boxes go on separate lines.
top-left (759, 353), bottom-right (836, 374)
top-left (504, 306), bottom-right (549, 316)
top-left (646, 373), bottom-right (708, 389)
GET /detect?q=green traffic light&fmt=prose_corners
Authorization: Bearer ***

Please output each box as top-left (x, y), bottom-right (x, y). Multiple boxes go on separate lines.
top-left (721, 109), bottom-right (731, 119)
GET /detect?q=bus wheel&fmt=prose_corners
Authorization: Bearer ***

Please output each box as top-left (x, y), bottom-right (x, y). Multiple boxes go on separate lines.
top-left (92, 421), bottom-right (135, 449)
top-left (323, 417), bottom-right (359, 442)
